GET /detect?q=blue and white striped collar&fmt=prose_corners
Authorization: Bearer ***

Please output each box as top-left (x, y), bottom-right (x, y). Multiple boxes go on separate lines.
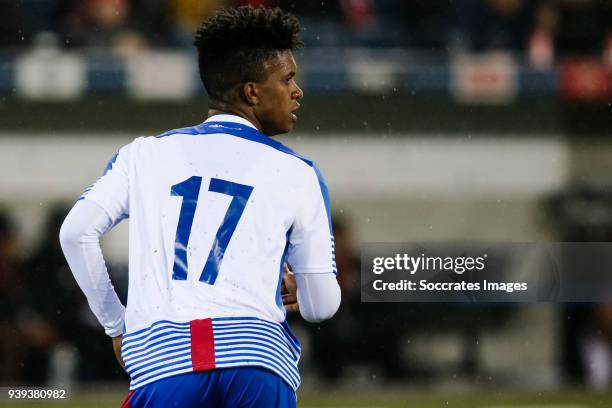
top-left (204, 114), bottom-right (258, 130)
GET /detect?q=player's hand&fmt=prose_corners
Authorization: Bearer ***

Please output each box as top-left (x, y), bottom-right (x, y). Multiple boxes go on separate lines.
top-left (112, 335), bottom-right (125, 371)
top-left (281, 265), bottom-right (299, 313)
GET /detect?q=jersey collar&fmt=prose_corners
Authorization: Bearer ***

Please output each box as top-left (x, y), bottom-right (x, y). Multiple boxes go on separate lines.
top-left (204, 114), bottom-right (258, 130)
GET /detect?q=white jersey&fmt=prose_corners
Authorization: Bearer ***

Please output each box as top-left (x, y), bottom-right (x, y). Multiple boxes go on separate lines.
top-left (80, 114), bottom-right (336, 390)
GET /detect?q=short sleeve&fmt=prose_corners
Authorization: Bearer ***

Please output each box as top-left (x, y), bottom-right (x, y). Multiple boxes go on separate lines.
top-left (286, 164), bottom-right (337, 275)
top-left (80, 143), bottom-right (131, 222)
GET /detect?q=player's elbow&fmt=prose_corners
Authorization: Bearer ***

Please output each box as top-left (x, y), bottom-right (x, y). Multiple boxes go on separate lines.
top-left (59, 216), bottom-right (80, 249)
top-left (301, 291), bottom-right (341, 323)
top-left (299, 279), bottom-right (341, 323)
top-left (301, 304), bottom-right (340, 323)
top-left (60, 201), bottom-right (105, 250)
top-left (59, 210), bottom-right (89, 250)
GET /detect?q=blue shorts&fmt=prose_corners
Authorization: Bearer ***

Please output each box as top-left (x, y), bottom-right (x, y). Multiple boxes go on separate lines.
top-left (122, 367), bottom-right (297, 408)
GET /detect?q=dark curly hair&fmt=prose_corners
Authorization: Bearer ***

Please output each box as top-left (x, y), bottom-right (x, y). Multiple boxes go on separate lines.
top-left (194, 6), bottom-right (303, 103)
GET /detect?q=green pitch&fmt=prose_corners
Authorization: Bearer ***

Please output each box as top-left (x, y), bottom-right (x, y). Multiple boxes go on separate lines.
top-left (2, 389), bottom-right (611, 407)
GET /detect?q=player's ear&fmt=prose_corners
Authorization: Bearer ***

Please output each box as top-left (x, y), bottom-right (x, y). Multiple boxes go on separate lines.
top-left (243, 82), bottom-right (259, 106)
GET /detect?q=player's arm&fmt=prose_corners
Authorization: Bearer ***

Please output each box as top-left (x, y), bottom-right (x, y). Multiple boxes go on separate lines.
top-left (59, 143), bottom-right (132, 367)
top-left (281, 266), bottom-right (340, 322)
top-left (295, 273), bottom-right (341, 322)
top-left (59, 199), bottom-right (125, 337)
top-left (286, 164), bottom-right (341, 323)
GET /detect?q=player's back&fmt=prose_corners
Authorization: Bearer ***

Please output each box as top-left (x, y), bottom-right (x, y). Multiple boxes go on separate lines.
top-left (126, 118), bottom-right (306, 328)
top-left (93, 115), bottom-right (335, 391)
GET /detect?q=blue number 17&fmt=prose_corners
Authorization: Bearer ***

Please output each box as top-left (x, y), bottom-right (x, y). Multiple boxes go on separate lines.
top-left (170, 176), bottom-right (253, 285)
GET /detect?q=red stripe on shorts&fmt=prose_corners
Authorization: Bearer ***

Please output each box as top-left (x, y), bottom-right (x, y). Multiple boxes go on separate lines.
top-left (190, 318), bottom-right (216, 371)
top-left (120, 390), bottom-right (134, 408)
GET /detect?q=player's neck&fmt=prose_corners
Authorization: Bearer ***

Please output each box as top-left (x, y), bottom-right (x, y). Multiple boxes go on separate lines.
top-left (207, 108), bottom-right (264, 134)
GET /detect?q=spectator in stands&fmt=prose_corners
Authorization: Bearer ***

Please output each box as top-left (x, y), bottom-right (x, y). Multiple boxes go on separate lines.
top-left (0, 209), bottom-right (29, 382)
top-left (546, 187), bottom-right (612, 389)
top-left (0, 1), bottom-right (31, 48)
top-left (338, 0), bottom-right (375, 32)
top-left (24, 204), bottom-right (126, 383)
top-left (581, 305), bottom-right (612, 389)
top-left (280, 0), bottom-right (397, 47)
top-left (453, 0), bottom-right (538, 52)
top-left (279, 0), bottom-right (346, 46)
top-left (537, 0), bottom-right (612, 57)
top-left (60, 0), bottom-right (148, 53)
top-left (22, 205), bottom-right (76, 384)
top-left (0, 208), bottom-right (58, 386)
top-left (232, 0), bottom-right (279, 7)
top-left (305, 215), bottom-right (361, 380)
top-left (279, 0), bottom-right (342, 19)
top-left (304, 215), bottom-right (408, 381)
top-left (128, 0), bottom-right (177, 47)
top-left (388, 0), bottom-right (450, 48)
top-left (171, 0), bottom-right (224, 46)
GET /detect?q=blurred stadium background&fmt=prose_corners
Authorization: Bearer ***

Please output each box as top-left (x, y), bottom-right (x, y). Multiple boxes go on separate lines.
top-left (1, 0), bottom-right (611, 406)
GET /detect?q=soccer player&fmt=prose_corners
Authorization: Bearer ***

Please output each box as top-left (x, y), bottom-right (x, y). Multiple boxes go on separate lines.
top-left (59, 6), bottom-right (341, 407)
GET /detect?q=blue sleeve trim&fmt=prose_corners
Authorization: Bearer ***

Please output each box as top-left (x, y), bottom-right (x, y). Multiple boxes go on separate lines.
top-left (311, 164), bottom-right (333, 235)
top-left (275, 228), bottom-right (293, 312)
top-left (103, 152), bottom-right (119, 175)
top-left (156, 125), bottom-right (203, 138)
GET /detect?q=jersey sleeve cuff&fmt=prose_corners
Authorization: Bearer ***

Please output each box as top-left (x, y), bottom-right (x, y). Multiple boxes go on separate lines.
top-left (104, 312), bottom-right (125, 337)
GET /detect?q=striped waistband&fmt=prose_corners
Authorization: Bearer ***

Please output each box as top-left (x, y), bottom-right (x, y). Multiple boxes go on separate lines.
top-left (121, 317), bottom-right (301, 391)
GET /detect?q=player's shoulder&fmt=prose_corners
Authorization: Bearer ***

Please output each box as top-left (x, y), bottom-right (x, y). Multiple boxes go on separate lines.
top-left (120, 124), bottom-right (203, 150)
top-left (155, 123), bottom-right (204, 138)
top-left (115, 135), bottom-right (150, 155)
top-left (266, 139), bottom-right (325, 180)
top-left (110, 135), bottom-right (165, 166)
top-left (274, 143), bottom-right (330, 195)
top-left (126, 133), bottom-right (172, 150)
top-left (269, 139), bottom-right (312, 167)
top-left (124, 123), bottom-right (212, 153)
